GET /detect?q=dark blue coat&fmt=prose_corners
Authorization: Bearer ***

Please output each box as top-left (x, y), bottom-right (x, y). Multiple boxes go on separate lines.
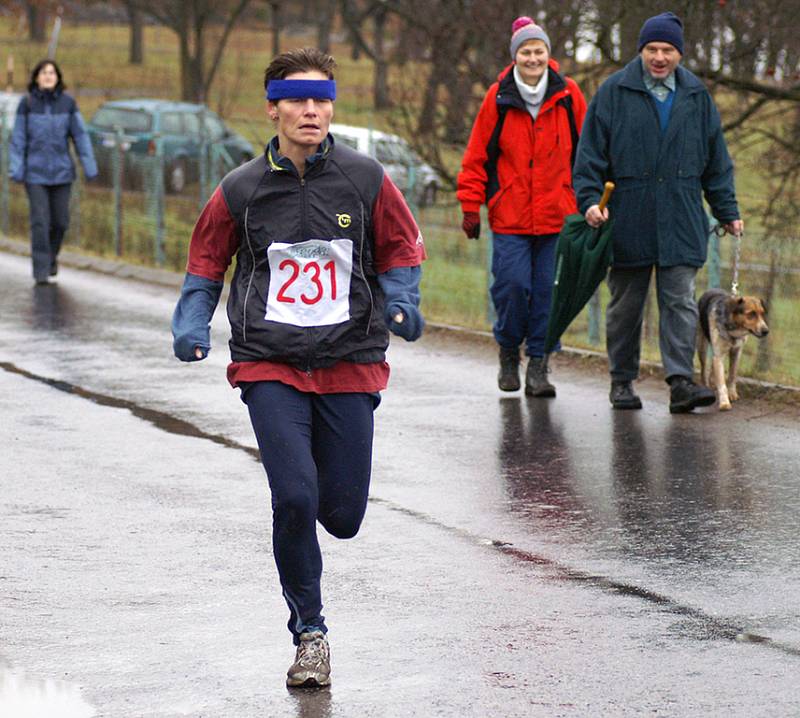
top-left (9, 88), bottom-right (97, 185)
top-left (573, 58), bottom-right (739, 268)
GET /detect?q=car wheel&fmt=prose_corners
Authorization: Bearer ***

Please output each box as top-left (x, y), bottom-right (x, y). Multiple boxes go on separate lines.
top-left (166, 158), bottom-right (187, 194)
top-left (421, 183), bottom-right (437, 207)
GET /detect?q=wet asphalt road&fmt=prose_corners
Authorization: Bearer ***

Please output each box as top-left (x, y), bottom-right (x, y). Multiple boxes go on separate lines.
top-left (0, 250), bottom-right (799, 717)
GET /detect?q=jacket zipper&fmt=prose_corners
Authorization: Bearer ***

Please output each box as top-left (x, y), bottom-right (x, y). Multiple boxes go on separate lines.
top-left (241, 206), bottom-right (256, 344)
top-left (300, 176), bottom-right (315, 373)
top-left (360, 202), bottom-right (373, 336)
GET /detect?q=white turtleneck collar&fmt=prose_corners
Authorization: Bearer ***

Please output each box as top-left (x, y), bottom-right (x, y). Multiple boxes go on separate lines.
top-left (513, 64), bottom-right (549, 120)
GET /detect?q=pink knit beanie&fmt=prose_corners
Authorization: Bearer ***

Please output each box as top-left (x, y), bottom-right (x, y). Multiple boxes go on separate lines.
top-left (509, 16), bottom-right (551, 58)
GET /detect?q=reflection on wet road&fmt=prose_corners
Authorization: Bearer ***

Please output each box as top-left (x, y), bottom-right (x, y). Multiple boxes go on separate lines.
top-left (1, 251), bottom-right (799, 716)
top-left (0, 664), bottom-right (96, 717)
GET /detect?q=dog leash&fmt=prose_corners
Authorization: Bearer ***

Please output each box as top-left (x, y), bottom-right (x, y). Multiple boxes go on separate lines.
top-left (714, 223), bottom-right (743, 296)
top-left (730, 229), bottom-right (743, 296)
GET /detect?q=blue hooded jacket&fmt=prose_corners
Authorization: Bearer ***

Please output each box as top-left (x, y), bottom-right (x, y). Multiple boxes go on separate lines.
top-left (9, 88), bottom-right (97, 185)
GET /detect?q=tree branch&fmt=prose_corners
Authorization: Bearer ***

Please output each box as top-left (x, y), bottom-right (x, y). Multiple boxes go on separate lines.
top-left (203, 0), bottom-right (251, 95)
top-left (693, 70), bottom-right (800, 102)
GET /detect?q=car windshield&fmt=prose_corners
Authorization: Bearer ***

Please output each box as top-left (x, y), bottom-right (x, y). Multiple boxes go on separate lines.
top-left (91, 107), bottom-right (152, 132)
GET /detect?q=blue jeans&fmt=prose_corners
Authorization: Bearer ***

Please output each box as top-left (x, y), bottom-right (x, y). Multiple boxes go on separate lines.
top-left (25, 183), bottom-right (72, 281)
top-left (243, 381), bottom-right (377, 644)
top-left (491, 232), bottom-right (560, 357)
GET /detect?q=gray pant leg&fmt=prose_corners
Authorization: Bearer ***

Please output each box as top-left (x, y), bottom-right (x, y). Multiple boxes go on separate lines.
top-left (48, 183), bottom-right (72, 262)
top-left (606, 266), bottom-right (653, 381)
top-left (25, 183), bottom-right (52, 281)
top-left (655, 265), bottom-right (698, 381)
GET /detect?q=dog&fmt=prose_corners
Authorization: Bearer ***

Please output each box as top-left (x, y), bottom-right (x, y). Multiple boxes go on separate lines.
top-left (696, 288), bottom-right (769, 411)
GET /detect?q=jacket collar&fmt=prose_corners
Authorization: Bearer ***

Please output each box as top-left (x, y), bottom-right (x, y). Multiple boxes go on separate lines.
top-left (496, 59), bottom-right (567, 111)
top-left (266, 134), bottom-right (333, 175)
top-left (618, 56), bottom-right (704, 95)
top-left (31, 87), bottom-right (62, 101)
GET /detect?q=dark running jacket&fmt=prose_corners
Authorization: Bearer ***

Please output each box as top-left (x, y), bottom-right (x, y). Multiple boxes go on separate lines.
top-left (179, 137), bottom-right (425, 371)
top-left (9, 88), bottom-right (97, 185)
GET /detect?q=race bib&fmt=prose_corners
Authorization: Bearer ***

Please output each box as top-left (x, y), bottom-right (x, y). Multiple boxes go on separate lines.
top-left (265, 238), bottom-right (353, 327)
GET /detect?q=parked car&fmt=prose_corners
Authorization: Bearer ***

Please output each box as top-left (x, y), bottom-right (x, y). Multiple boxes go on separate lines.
top-left (87, 99), bottom-right (255, 193)
top-left (330, 123), bottom-right (441, 207)
top-left (0, 91), bottom-right (24, 134)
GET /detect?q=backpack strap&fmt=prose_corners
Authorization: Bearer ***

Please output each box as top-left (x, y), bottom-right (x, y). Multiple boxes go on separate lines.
top-left (483, 103), bottom-right (509, 205)
top-left (483, 86), bottom-right (578, 204)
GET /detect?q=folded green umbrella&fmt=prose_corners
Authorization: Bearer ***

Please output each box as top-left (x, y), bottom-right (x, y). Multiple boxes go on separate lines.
top-left (544, 182), bottom-right (615, 354)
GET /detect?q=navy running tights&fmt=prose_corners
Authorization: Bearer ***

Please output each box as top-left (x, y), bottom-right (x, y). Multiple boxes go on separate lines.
top-left (243, 381), bottom-right (376, 644)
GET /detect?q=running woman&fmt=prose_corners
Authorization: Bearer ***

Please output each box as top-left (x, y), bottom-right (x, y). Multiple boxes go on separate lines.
top-left (172, 47), bottom-right (425, 687)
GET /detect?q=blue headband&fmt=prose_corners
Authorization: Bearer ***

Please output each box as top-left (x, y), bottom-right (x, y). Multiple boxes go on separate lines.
top-left (266, 79), bottom-right (336, 101)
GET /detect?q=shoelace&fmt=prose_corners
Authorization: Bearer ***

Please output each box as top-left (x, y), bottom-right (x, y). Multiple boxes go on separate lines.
top-left (297, 637), bottom-right (328, 667)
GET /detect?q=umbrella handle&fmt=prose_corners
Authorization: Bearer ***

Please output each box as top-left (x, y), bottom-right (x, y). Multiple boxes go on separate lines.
top-left (598, 181), bottom-right (615, 212)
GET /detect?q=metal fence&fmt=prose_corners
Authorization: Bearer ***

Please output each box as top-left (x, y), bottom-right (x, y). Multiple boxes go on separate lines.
top-left (1, 119), bottom-right (799, 389)
top-left (0, 110), bottom-right (238, 271)
top-left (416, 197), bottom-right (800, 389)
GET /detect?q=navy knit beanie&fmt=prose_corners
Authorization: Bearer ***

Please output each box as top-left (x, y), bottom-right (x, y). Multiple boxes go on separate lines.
top-left (638, 12), bottom-right (684, 55)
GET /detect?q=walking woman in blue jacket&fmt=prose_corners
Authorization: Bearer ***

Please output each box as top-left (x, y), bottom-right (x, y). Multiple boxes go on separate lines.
top-left (9, 59), bottom-right (97, 284)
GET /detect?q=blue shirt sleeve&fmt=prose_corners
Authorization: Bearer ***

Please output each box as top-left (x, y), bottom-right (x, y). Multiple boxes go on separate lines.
top-left (377, 265), bottom-right (424, 342)
top-left (172, 272), bottom-right (224, 361)
top-left (69, 107), bottom-right (98, 180)
top-left (9, 97), bottom-right (28, 182)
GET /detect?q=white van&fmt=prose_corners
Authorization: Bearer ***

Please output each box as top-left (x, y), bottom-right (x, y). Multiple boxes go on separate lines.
top-left (330, 123), bottom-right (440, 207)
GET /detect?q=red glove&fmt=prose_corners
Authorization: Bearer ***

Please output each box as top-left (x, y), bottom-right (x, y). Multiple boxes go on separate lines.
top-left (461, 211), bottom-right (480, 240)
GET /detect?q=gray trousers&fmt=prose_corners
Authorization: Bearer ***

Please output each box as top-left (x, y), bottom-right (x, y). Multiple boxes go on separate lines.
top-left (25, 183), bottom-right (72, 281)
top-left (606, 265), bottom-right (698, 382)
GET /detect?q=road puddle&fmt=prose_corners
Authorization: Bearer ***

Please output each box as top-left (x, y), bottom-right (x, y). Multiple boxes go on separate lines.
top-left (0, 667), bottom-right (96, 717)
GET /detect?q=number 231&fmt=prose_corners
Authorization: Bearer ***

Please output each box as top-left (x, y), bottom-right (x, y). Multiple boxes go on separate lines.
top-left (276, 259), bottom-right (338, 305)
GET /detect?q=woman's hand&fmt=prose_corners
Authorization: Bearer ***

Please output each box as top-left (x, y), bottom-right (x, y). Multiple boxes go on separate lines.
top-left (461, 211), bottom-right (480, 239)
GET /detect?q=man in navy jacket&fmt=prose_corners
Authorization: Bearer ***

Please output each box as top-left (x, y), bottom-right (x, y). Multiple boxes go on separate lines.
top-left (573, 12), bottom-right (742, 413)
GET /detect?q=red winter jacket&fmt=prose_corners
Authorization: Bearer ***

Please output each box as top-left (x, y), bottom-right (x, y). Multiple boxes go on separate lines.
top-left (457, 60), bottom-right (587, 236)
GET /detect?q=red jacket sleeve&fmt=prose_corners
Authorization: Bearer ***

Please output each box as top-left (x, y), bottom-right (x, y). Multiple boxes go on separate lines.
top-left (186, 186), bottom-right (239, 282)
top-left (456, 83), bottom-right (500, 214)
top-left (372, 174), bottom-right (426, 274)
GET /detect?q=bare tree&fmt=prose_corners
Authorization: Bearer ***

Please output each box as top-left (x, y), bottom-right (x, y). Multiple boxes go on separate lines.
top-left (339, 0), bottom-right (394, 109)
top-left (268, 0), bottom-right (281, 57)
top-left (121, 0), bottom-right (144, 64)
top-left (316, 0), bottom-right (335, 54)
top-left (128, 0), bottom-right (252, 102)
top-left (23, 0), bottom-right (48, 42)
top-left (386, 0), bottom-right (800, 195)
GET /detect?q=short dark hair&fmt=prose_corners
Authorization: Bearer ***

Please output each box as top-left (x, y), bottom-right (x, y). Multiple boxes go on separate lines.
top-left (28, 59), bottom-right (65, 93)
top-left (264, 47), bottom-right (336, 88)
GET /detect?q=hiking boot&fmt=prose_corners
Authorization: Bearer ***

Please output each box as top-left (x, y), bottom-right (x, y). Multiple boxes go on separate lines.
top-left (525, 356), bottom-right (556, 397)
top-left (609, 380), bottom-right (642, 410)
top-left (668, 376), bottom-right (716, 414)
top-left (286, 630), bottom-right (331, 688)
top-left (497, 346), bottom-right (521, 392)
